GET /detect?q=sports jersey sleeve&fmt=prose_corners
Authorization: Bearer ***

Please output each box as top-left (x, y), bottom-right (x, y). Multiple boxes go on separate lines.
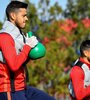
top-left (0, 33), bottom-right (31, 71)
top-left (70, 66), bottom-right (90, 99)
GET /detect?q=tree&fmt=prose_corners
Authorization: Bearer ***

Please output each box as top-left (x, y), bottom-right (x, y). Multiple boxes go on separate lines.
top-left (48, 2), bottom-right (62, 20)
top-left (63, 0), bottom-right (90, 21)
top-left (0, 22), bottom-right (2, 29)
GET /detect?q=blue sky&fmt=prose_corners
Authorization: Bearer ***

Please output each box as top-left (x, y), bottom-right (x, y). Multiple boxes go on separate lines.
top-left (0, 0), bottom-right (67, 22)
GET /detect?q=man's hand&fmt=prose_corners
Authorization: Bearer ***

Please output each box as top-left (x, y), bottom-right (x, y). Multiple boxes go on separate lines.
top-left (26, 36), bottom-right (38, 48)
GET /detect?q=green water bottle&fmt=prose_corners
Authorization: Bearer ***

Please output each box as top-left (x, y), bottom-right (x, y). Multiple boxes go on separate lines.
top-left (28, 31), bottom-right (46, 59)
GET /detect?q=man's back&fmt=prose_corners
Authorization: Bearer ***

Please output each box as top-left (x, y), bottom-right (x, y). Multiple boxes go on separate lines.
top-left (0, 33), bottom-right (26, 92)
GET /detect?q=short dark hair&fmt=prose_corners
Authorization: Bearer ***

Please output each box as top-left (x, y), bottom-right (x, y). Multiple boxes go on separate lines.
top-left (6, 1), bottom-right (28, 20)
top-left (80, 40), bottom-right (90, 57)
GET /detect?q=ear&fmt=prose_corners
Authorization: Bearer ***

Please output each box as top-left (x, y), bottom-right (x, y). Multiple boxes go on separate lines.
top-left (9, 12), bottom-right (16, 21)
top-left (83, 50), bottom-right (89, 57)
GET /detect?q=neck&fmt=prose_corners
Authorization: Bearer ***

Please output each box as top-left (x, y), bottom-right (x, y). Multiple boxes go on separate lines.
top-left (83, 57), bottom-right (90, 64)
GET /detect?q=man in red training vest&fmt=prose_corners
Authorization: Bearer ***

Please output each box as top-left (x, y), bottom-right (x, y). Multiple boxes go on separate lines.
top-left (69, 40), bottom-right (90, 100)
top-left (0, 1), bottom-right (55, 100)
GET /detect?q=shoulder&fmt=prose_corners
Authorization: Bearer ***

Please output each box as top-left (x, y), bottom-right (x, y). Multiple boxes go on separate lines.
top-left (70, 66), bottom-right (84, 78)
top-left (0, 32), bottom-right (13, 40)
top-left (0, 32), bottom-right (14, 45)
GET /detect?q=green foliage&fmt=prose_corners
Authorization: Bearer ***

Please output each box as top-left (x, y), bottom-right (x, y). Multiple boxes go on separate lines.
top-left (64, 0), bottom-right (90, 20)
top-left (48, 2), bottom-right (62, 19)
top-left (26, 20), bottom-right (79, 96)
top-left (0, 22), bottom-right (2, 29)
top-left (27, 18), bottom-right (90, 98)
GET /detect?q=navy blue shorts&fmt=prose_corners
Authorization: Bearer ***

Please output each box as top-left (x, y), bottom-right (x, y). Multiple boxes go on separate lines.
top-left (0, 86), bottom-right (55, 100)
